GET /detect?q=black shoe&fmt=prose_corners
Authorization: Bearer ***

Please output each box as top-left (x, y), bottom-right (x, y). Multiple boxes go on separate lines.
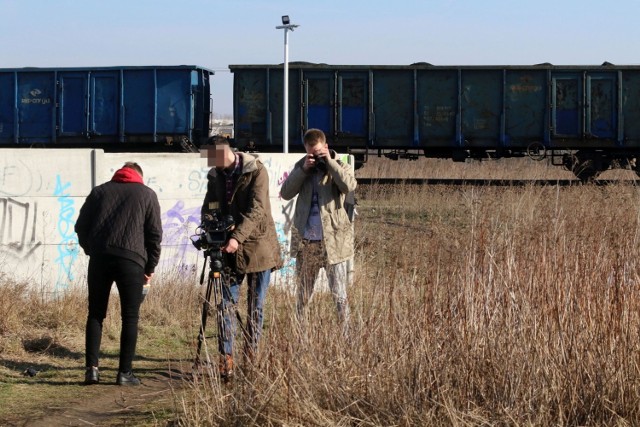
top-left (116, 371), bottom-right (141, 386)
top-left (84, 366), bottom-right (99, 385)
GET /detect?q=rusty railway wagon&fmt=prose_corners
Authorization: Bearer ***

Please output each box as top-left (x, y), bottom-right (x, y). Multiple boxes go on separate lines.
top-left (231, 62), bottom-right (640, 180)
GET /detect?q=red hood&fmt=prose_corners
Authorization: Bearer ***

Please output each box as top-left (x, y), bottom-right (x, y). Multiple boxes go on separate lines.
top-left (111, 167), bottom-right (143, 184)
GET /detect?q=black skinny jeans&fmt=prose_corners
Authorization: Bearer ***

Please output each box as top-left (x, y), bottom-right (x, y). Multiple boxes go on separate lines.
top-left (85, 255), bottom-right (144, 373)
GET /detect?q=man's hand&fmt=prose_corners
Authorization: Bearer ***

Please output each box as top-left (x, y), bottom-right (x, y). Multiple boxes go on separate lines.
top-left (313, 144), bottom-right (330, 160)
top-left (303, 153), bottom-right (316, 172)
top-left (222, 238), bottom-right (239, 253)
top-left (141, 273), bottom-right (153, 303)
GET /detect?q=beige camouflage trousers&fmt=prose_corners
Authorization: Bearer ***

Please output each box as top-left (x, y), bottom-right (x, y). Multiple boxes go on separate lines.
top-left (295, 240), bottom-right (351, 328)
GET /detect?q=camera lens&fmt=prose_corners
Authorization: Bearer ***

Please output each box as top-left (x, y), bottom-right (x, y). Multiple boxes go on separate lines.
top-left (314, 155), bottom-right (327, 172)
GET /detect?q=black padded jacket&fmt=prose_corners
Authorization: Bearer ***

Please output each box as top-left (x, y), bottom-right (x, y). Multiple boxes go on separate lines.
top-left (75, 179), bottom-right (163, 274)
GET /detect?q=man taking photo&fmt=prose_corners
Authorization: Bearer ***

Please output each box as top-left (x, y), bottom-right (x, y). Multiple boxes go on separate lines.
top-left (280, 128), bottom-right (357, 332)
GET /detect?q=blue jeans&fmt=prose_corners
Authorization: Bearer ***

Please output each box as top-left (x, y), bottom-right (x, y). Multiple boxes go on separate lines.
top-left (219, 269), bottom-right (271, 356)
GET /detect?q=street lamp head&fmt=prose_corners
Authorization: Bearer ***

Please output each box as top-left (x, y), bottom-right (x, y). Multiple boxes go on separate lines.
top-left (276, 15), bottom-right (299, 30)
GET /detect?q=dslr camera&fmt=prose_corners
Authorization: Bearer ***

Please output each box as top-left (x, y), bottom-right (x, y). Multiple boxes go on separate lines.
top-left (313, 154), bottom-right (327, 172)
top-left (191, 209), bottom-right (235, 252)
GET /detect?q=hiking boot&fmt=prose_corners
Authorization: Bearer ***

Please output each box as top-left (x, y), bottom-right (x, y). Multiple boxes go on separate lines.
top-left (116, 371), bottom-right (141, 386)
top-left (219, 354), bottom-right (234, 379)
top-left (84, 366), bottom-right (99, 385)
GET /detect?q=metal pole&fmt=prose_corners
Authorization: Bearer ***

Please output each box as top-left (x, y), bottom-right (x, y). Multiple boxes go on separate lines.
top-left (283, 28), bottom-right (289, 153)
top-left (276, 17), bottom-right (299, 154)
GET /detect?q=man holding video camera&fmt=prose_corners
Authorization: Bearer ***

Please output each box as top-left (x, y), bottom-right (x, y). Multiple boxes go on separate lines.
top-left (280, 128), bottom-right (357, 331)
top-left (200, 137), bottom-right (281, 378)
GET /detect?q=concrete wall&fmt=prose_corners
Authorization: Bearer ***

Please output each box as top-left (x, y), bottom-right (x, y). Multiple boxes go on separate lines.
top-left (0, 149), bottom-right (353, 294)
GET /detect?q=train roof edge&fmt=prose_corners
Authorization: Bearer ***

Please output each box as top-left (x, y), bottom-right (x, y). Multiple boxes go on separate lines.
top-left (0, 65), bottom-right (215, 74)
top-left (228, 61), bottom-right (640, 71)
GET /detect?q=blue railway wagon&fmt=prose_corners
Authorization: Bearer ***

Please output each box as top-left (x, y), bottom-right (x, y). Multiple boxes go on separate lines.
top-left (230, 63), bottom-right (640, 179)
top-left (0, 65), bottom-right (213, 150)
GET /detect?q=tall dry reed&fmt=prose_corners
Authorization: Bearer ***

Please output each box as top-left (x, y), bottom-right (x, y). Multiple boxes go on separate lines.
top-left (177, 182), bottom-right (640, 426)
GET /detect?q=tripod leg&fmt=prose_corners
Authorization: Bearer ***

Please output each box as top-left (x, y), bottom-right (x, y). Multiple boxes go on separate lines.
top-left (215, 276), bottom-right (228, 355)
top-left (195, 275), bottom-right (214, 365)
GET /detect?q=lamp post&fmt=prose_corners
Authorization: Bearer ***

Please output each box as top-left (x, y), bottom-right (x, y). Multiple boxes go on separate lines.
top-left (276, 15), bottom-right (299, 153)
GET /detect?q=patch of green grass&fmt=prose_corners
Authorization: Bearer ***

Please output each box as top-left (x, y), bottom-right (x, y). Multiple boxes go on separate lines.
top-left (0, 282), bottom-right (198, 425)
top-left (0, 377), bottom-right (86, 419)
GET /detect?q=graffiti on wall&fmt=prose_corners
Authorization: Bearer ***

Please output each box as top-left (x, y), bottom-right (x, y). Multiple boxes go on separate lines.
top-left (275, 221), bottom-right (296, 280)
top-left (1, 151), bottom-right (341, 290)
top-left (187, 167), bottom-right (210, 195)
top-left (268, 158), bottom-right (298, 280)
top-left (53, 175), bottom-right (79, 290)
top-left (0, 197), bottom-right (41, 259)
top-left (107, 165), bottom-right (210, 199)
top-left (160, 200), bottom-right (202, 274)
top-left (0, 160), bottom-right (43, 197)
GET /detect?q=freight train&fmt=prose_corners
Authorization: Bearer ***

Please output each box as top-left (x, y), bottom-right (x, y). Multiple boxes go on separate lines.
top-left (4, 63), bottom-right (640, 181)
top-left (0, 65), bottom-right (213, 151)
top-left (231, 62), bottom-right (640, 181)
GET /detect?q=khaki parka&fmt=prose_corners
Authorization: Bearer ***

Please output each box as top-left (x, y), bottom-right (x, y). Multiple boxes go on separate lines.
top-left (280, 150), bottom-right (357, 265)
top-left (201, 152), bottom-right (282, 274)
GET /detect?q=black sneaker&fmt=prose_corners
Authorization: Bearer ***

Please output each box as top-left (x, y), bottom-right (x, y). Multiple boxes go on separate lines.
top-left (84, 366), bottom-right (99, 385)
top-left (116, 371), bottom-right (141, 386)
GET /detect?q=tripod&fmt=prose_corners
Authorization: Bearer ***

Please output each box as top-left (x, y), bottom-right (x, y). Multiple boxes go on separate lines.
top-left (194, 246), bottom-right (247, 368)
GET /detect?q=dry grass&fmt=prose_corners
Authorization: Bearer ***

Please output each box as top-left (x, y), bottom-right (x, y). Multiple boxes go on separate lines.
top-left (173, 177), bottom-right (640, 426)
top-left (356, 155), bottom-right (639, 181)
top-left (0, 274), bottom-right (199, 362)
top-left (4, 158), bottom-right (640, 425)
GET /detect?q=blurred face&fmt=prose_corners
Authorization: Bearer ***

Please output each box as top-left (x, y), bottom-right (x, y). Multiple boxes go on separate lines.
top-left (200, 144), bottom-right (234, 168)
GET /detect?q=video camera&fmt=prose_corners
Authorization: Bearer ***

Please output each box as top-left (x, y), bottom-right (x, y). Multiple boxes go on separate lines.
top-left (191, 209), bottom-right (235, 252)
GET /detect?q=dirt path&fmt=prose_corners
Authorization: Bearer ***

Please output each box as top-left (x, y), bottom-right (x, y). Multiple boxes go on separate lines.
top-left (0, 366), bottom-right (190, 427)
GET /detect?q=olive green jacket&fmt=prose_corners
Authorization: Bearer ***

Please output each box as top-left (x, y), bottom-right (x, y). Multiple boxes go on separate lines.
top-left (202, 152), bottom-right (282, 274)
top-left (280, 151), bottom-right (357, 265)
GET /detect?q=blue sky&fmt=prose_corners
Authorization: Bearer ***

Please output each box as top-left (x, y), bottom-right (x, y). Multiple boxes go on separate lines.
top-left (3, 0), bottom-right (640, 116)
